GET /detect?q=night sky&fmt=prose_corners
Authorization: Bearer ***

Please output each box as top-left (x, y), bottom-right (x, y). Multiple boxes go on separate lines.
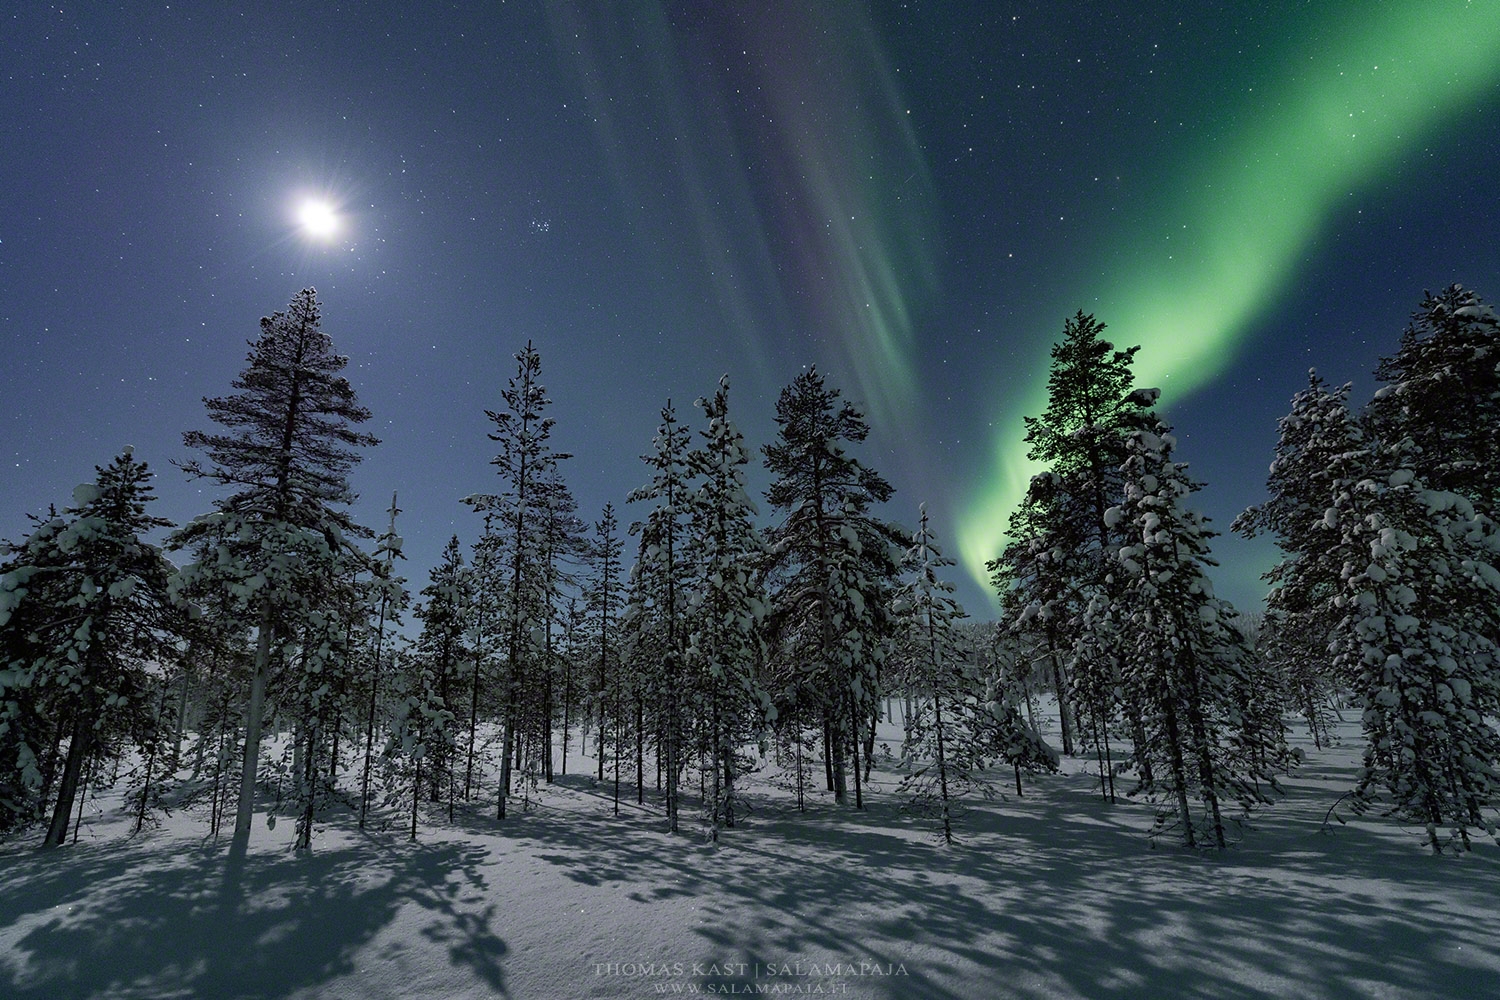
top-left (4, 2), bottom-right (1498, 617)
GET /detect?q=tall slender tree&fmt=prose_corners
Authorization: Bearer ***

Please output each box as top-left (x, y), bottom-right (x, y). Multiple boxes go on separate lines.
top-left (412, 536), bottom-right (471, 814)
top-left (359, 493), bottom-right (407, 828)
top-left (465, 341), bottom-right (567, 820)
top-left (892, 506), bottom-right (971, 843)
top-left (686, 376), bottom-right (771, 837)
top-left (990, 312), bottom-right (1156, 779)
top-left (627, 401), bottom-right (692, 832)
top-left (1106, 422), bottom-right (1284, 847)
top-left (587, 505), bottom-right (624, 788)
top-left (172, 288), bottom-right (377, 861)
top-left (762, 369), bottom-right (903, 809)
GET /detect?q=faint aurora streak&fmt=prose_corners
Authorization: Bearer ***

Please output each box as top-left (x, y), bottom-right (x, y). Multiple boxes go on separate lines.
top-left (548, 2), bottom-right (938, 428)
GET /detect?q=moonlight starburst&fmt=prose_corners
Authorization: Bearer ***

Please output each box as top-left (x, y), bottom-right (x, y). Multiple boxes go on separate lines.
top-left (295, 198), bottom-right (341, 241)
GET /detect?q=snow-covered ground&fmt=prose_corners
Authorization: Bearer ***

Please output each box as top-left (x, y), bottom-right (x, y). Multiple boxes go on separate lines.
top-left (2, 710), bottom-right (1497, 1000)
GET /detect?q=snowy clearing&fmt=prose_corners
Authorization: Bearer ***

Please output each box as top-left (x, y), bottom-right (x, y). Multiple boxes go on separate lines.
top-left (2, 714), bottom-right (1497, 1000)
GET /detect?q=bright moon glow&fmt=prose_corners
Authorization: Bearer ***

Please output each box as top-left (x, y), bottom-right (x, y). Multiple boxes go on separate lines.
top-left (296, 199), bottom-right (340, 240)
top-left (953, 0), bottom-right (1500, 596)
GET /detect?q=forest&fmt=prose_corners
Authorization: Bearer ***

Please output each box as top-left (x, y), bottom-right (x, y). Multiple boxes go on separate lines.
top-left (2, 283), bottom-right (1498, 861)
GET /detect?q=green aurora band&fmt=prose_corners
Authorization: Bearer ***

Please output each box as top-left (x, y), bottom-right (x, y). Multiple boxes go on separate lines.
top-left (954, 0), bottom-right (1500, 597)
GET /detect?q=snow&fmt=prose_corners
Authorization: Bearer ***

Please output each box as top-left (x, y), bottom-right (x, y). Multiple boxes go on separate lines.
top-left (3, 710), bottom-right (1498, 999)
top-left (71, 483), bottom-right (104, 508)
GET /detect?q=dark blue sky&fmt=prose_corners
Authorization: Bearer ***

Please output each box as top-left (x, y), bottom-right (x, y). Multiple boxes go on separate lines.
top-left (4, 2), bottom-right (1498, 616)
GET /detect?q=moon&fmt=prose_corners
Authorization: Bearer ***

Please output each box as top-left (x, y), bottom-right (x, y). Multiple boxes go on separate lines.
top-left (296, 199), bottom-right (340, 240)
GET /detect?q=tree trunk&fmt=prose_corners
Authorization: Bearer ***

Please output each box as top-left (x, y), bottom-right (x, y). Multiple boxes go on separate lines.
top-left (848, 689), bottom-right (864, 810)
top-left (360, 590), bottom-right (392, 830)
top-left (635, 694), bottom-right (645, 805)
top-left (296, 715), bottom-right (318, 851)
top-left (828, 716), bottom-right (840, 791)
top-left (561, 636), bottom-right (572, 778)
top-left (171, 663), bottom-right (192, 771)
top-left (43, 706), bottom-right (94, 848)
top-left (410, 751), bottom-right (422, 842)
top-left (1161, 696), bottom-right (1195, 848)
top-left (229, 598), bottom-right (275, 861)
top-left (1045, 629), bottom-right (1075, 756)
top-left (932, 688), bottom-right (952, 843)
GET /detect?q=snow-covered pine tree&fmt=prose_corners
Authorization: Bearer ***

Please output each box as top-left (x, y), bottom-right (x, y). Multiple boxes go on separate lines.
top-left (686, 375), bottom-right (772, 838)
top-left (627, 401), bottom-right (693, 832)
top-left (1326, 441), bottom-right (1500, 851)
top-left (1367, 285), bottom-right (1500, 520)
top-left (989, 313), bottom-right (1157, 766)
top-left (0, 449), bottom-right (181, 847)
top-left (1107, 422), bottom-right (1284, 848)
top-left (532, 474), bottom-right (585, 785)
top-left (1257, 607), bottom-right (1339, 749)
top-left (465, 341), bottom-right (568, 820)
top-left (1234, 372), bottom-right (1362, 703)
top-left (762, 368), bottom-right (904, 810)
top-left (412, 535), bottom-right (471, 814)
top-left (975, 673), bottom-right (1060, 799)
top-left (359, 493), bottom-right (407, 829)
top-left (892, 505), bottom-right (976, 843)
top-left (558, 596), bottom-right (586, 779)
top-left (618, 538), bottom-right (657, 808)
top-left (167, 560), bottom-right (255, 836)
top-left (172, 288), bottom-right (377, 861)
top-left (586, 505), bottom-right (624, 796)
top-left (385, 639), bottom-right (454, 841)
top-left (462, 516), bottom-right (500, 802)
top-left (990, 475), bottom-right (1083, 760)
top-left (284, 586), bottom-right (362, 851)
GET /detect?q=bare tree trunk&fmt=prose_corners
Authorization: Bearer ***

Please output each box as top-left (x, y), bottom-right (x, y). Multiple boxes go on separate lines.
top-left (849, 690), bottom-right (864, 810)
top-left (1161, 697), bottom-right (1195, 848)
top-left (229, 599), bottom-right (275, 861)
top-left (410, 751), bottom-right (422, 842)
top-left (1045, 629), bottom-right (1075, 756)
top-left (171, 661), bottom-right (192, 771)
top-left (296, 716), bottom-right (318, 851)
top-left (70, 759), bottom-right (91, 845)
top-left (360, 589), bottom-right (392, 829)
top-left (43, 707), bottom-right (93, 848)
top-left (828, 716), bottom-right (840, 791)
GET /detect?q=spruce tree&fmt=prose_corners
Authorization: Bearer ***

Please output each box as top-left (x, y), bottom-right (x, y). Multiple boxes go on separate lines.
top-left (533, 475), bottom-right (584, 784)
top-left (412, 536), bottom-right (471, 814)
top-left (1234, 372), bottom-right (1362, 654)
top-left (686, 376), bottom-right (771, 837)
top-left (358, 494), bottom-right (407, 829)
top-left (1367, 285), bottom-right (1500, 519)
top-left (172, 288), bottom-right (377, 861)
top-left (1107, 423), bottom-right (1284, 847)
top-left (465, 341), bottom-right (567, 820)
top-left (387, 641), bottom-right (453, 841)
top-left (0, 450), bottom-right (180, 847)
top-left (587, 505), bottom-right (625, 795)
top-left (1327, 442), bottom-right (1500, 851)
top-left (892, 506), bottom-right (973, 843)
top-left (627, 401), bottom-right (693, 832)
top-left (990, 312), bottom-right (1157, 769)
top-left (762, 368), bottom-right (903, 809)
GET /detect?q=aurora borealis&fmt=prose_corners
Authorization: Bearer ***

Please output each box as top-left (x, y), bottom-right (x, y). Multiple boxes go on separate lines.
top-left (3, 2), bottom-right (1499, 615)
top-left (952, 0), bottom-right (1500, 589)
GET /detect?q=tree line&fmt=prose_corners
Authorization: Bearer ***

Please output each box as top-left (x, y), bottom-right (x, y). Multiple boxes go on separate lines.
top-left (1, 284), bottom-right (1496, 855)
